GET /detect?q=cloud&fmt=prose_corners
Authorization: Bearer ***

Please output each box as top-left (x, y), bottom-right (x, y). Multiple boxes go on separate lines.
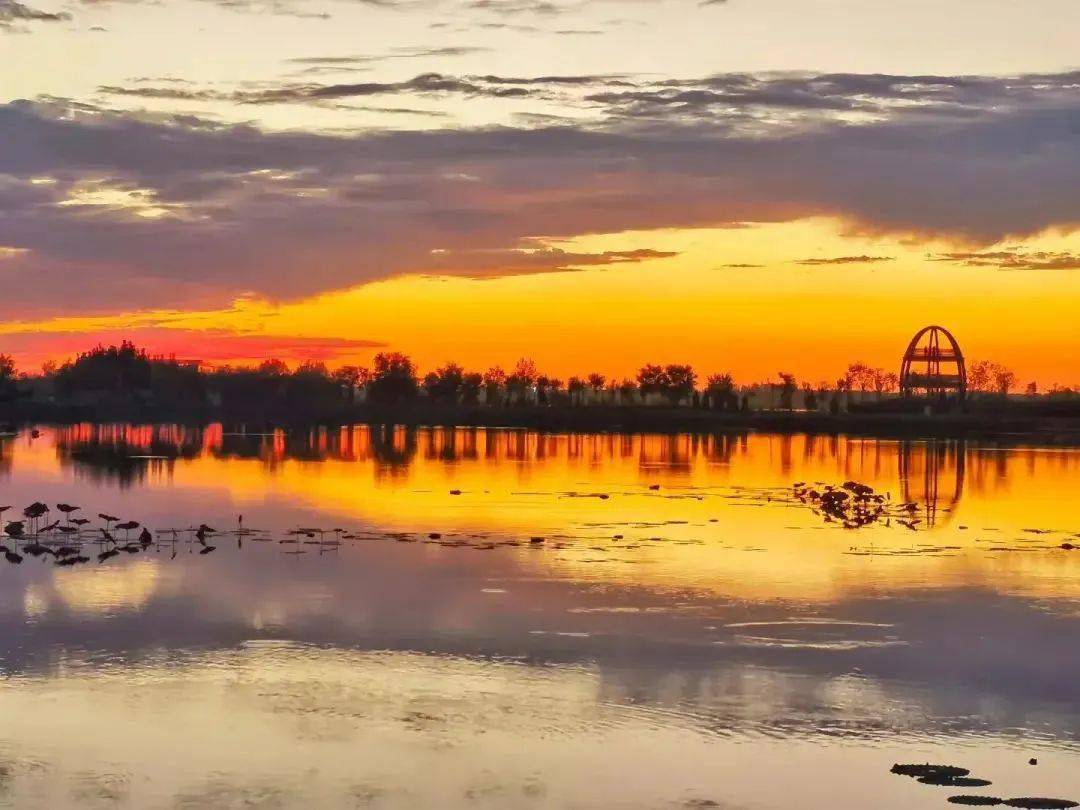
top-left (96, 68), bottom-right (1080, 132)
top-left (77, 0), bottom-right (409, 19)
top-left (580, 70), bottom-right (1080, 134)
top-left (0, 68), bottom-right (1078, 318)
top-left (933, 250), bottom-right (1080, 271)
top-left (0, 0), bottom-right (71, 29)
top-left (96, 72), bottom-right (628, 107)
top-left (466, 0), bottom-right (571, 15)
top-left (794, 255), bottom-right (895, 266)
top-left (286, 46), bottom-right (493, 69)
top-left (424, 245), bottom-right (678, 277)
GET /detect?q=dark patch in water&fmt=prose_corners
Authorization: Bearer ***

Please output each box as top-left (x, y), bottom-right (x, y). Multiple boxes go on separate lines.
top-left (921, 776), bottom-right (994, 787)
top-left (892, 764), bottom-right (971, 779)
top-left (949, 797), bottom-right (1004, 806)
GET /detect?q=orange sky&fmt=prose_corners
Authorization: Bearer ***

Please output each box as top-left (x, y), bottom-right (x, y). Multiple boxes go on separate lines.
top-left (2, 219), bottom-right (1077, 386)
top-left (2, 0), bottom-right (1078, 384)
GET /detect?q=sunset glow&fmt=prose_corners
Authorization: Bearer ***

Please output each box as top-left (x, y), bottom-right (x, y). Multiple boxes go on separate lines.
top-left (3, 0), bottom-right (1078, 381)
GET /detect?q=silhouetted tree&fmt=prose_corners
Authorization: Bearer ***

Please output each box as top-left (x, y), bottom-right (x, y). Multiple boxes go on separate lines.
top-left (423, 362), bottom-right (465, 402)
top-left (705, 373), bottom-right (737, 411)
top-left (55, 341), bottom-right (153, 394)
top-left (259, 358), bottom-right (289, 377)
top-left (461, 372), bottom-right (483, 404)
top-left (280, 361), bottom-right (338, 407)
top-left (567, 376), bottom-right (585, 406)
top-left (0, 353), bottom-right (18, 401)
top-left (367, 352), bottom-right (418, 404)
top-left (662, 364), bottom-right (696, 405)
top-left (506, 357), bottom-right (539, 404)
top-left (483, 366), bottom-right (506, 406)
top-left (636, 364), bottom-right (666, 397)
top-left (993, 366), bottom-right (1016, 395)
top-left (968, 360), bottom-right (1017, 395)
top-left (777, 372), bottom-right (797, 410)
top-left (332, 365), bottom-right (369, 402)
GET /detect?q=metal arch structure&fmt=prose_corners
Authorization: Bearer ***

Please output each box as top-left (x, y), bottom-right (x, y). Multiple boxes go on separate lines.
top-left (900, 325), bottom-right (967, 400)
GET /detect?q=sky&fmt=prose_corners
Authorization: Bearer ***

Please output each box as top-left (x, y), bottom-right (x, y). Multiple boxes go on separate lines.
top-left (1, 0), bottom-right (1079, 385)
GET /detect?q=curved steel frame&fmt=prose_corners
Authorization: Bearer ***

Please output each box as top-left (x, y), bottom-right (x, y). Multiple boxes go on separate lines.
top-left (900, 325), bottom-right (967, 399)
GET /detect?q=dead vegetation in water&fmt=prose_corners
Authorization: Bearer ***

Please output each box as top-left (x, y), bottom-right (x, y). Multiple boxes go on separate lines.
top-left (949, 798), bottom-right (1004, 806)
top-left (892, 763), bottom-right (1077, 810)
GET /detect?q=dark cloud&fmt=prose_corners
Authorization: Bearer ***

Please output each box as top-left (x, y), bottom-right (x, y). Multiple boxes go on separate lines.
top-left (586, 70), bottom-right (1080, 126)
top-left (425, 246), bottom-right (678, 277)
top-left (1, 69), bottom-right (1078, 317)
top-left (77, 0), bottom-right (410, 19)
top-left (286, 46), bottom-right (492, 67)
top-left (0, 0), bottom-right (71, 29)
top-left (466, 0), bottom-right (570, 15)
top-left (98, 69), bottom-right (1080, 130)
top-left (933, 250), bottom-right (1080, 271)
top-left (472, 73), bottom-right (630, 85)
top-left (794, 256), bottom-right (895, 266)
top-left (98, 72), bottom-right (627, 106)
top-left (211, 0), bottom-right (332, 18)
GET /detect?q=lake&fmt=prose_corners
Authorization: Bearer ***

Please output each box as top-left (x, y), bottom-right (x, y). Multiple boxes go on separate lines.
top-left (0, 425), bottom-right (1078, 809)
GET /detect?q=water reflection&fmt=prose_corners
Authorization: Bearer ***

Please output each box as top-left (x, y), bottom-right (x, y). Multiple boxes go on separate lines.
top-left (36, 424), bottom-right (1080, 526)
top-left (0, 425), bottom-right (1077, 810)
top-left (900, 440), bottom-right (966, 527)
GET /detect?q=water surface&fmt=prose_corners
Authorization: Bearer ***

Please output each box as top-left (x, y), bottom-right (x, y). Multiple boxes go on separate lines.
top-left (1, 426), bottom-right (1078, 809)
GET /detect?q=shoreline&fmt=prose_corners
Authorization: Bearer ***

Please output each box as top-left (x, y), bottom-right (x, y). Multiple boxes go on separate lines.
top-left (6, 403), bottom-right (1080, 445)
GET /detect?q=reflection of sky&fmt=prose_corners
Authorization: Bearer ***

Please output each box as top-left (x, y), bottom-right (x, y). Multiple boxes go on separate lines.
top-left (0, 426), bottom-right (1078, 808)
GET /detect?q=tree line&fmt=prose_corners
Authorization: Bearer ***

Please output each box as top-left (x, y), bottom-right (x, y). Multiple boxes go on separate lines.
top-left (0, 342), bottom-right (1064, 419)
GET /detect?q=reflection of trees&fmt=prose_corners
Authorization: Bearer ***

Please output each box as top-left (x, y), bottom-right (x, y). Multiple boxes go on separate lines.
top-left (638, 434), bottom-right (693, 471)
top-left (54, 424), bottom-right (199, 487)
top-left (702, 433), bottom-right (740, 465)
top-left (899, 440), bottom-right (966, 527)
top-left (370, 425), bottom-right (417, 474)
top-left (0, 433), bottom-right (14, 479)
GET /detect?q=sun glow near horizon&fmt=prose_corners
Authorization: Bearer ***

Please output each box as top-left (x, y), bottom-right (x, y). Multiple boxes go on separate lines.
top-left (2, 219), bottom-right (1078, 386)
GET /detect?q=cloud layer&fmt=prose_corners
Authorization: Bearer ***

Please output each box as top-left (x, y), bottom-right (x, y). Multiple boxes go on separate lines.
top-left (1, 68), bottom-right (1078, 317)
top-left (0, 0), bottom-right (70, 29)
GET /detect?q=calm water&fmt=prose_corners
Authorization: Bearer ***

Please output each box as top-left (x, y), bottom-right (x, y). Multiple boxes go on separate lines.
top-left (1, 425), bottom-right (1078, 809)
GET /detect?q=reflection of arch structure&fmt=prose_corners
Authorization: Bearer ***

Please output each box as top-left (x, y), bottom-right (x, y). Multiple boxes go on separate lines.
top-left (900, 325), bottom-right (967, 400)
top-left (898, 440), bottom-right (966, 527)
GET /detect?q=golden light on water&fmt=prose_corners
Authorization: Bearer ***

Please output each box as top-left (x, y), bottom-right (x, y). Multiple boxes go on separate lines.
top-left (7, 425), bottom-right (1078, 603)
top-left (50, 560), bottom-right (165, 615)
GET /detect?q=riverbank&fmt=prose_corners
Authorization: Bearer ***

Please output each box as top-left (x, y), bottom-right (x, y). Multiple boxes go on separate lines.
top-left (6, 401), bottom-right (1080, 444)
